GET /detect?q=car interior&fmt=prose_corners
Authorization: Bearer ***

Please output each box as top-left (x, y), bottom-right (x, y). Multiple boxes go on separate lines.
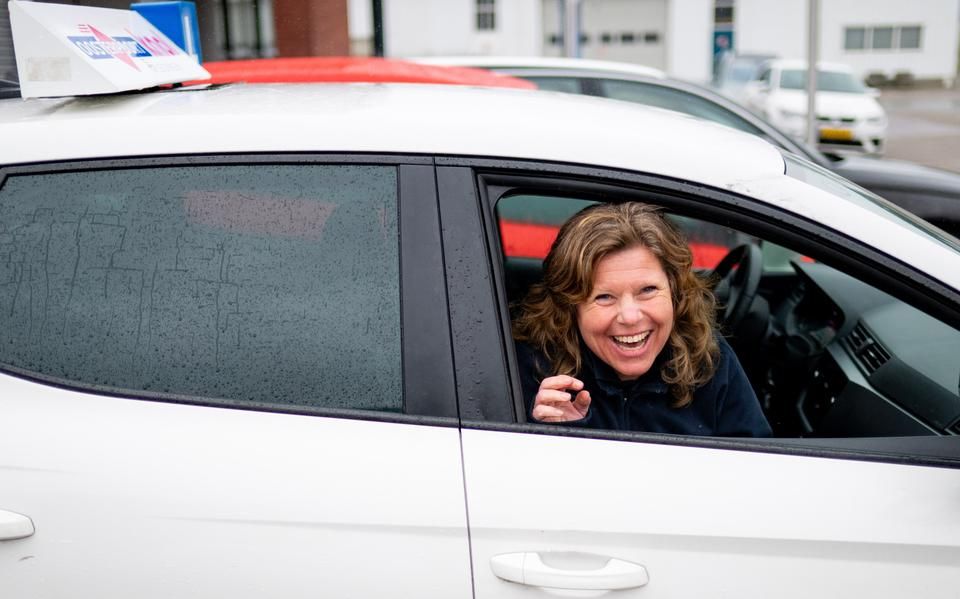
top-left (497, 194), bottom-right (960, 439)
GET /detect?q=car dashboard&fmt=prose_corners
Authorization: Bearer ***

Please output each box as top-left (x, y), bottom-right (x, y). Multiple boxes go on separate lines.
top-left (760, 261), bottom-right (960, 437)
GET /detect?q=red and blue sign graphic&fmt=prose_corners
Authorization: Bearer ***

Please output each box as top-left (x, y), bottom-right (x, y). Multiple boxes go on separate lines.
top-left (68, 24), bottom-right (149, 70)
top-left (67, 24), bottom-right (181, 71)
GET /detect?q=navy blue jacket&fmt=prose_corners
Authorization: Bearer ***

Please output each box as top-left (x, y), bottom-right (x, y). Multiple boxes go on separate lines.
top-left (516, 336), bottom-right (771, 437)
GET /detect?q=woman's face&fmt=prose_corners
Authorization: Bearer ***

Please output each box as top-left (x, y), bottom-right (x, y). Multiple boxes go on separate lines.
top-left (576, 245), bottom-right (674, 380)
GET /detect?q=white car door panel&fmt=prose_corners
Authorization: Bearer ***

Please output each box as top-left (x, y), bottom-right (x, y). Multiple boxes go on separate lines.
top-left (0, 373), bottom-right (472, 599)
top-left (462, 429), bottom-right (960, 598)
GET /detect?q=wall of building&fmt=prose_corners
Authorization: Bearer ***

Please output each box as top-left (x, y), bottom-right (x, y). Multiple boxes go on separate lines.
top-left (542, 0), bottom-right (668, 70)
top-left (275, 0), bottom-right (348, 57)
top-left (373, 0), bottom-right (713, 81)
top-left (822, 0), bottom-right (959, 82)
top-left (381, 0), bottom-right (542, 57)
top-left (736, 0), bottom-right (960, 84)
top-left (666, 0), bottom-right (712, 82)
top-left (347, 0), bottom-right (374, 55)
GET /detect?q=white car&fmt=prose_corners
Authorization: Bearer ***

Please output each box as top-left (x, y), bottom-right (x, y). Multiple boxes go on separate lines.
top-left (744, 59), bottom-right (888, 154)
top-left (1, 75), bottom-right (959, 599)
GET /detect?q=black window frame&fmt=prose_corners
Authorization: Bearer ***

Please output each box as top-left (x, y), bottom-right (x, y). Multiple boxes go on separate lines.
top-left (436, 156), bottom-right (960, 468)
top-left (0, 154), bottom-right (458, 425)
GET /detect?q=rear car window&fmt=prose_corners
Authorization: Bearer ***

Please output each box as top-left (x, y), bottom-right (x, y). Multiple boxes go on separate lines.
top-left (597, 79), bottom-right (766, 136)
top-left (0, 164), bottom-right (402, 411)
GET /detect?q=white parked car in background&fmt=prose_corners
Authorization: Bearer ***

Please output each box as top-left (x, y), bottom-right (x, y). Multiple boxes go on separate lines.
top-left (744, 59), bottom-right (888, 155)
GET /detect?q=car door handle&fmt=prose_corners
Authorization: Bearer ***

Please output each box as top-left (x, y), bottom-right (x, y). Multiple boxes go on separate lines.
top-left (0, 510), bottom-right (35, 541)
top-left (490, 552), bottom-right (649, 591)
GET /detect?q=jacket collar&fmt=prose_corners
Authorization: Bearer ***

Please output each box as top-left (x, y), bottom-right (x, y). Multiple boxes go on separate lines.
top-left (581, 340), bottom-right (670, 396)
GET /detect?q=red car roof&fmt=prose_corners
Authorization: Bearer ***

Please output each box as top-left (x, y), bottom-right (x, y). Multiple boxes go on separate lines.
top-left (196, 56), bottom-right (537, 89)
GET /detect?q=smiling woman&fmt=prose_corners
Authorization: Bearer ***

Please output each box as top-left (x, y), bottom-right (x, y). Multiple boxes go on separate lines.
top-left (510, 202), bottom-right (772, 436)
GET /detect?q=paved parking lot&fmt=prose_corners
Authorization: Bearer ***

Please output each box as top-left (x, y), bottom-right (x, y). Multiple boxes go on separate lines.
top-left (878, 85), bottom-right (960, 173)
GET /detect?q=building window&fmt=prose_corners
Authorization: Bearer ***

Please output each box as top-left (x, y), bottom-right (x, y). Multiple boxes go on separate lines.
top-left (900, 26), bottom-right (922, 49)
top-left (600, 32), bottom-right (613, 44)
top-left (547, 33), bottom-right (563, 46)
top-left (476, 0), bottom-right (495, 31)
top-left (872, 26), bottom-right (894, 50)
top-left (714, 6), bottom-right (734, 24)
top-left (844, 27), bottom-right (866, 50)
top-left (643, 31), bottom-right (660, 44)
top-left (620, 32), bottom-right (636, 44)
top-left (844, 25), bottom-right (923, 52)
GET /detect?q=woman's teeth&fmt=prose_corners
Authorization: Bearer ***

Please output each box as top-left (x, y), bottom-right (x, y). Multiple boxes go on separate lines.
top-left (613, 331), bottom-right (650, 346)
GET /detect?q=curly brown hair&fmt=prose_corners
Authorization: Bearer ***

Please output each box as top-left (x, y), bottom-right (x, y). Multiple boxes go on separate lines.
top-left (512, 201), bottom-right (719, 407)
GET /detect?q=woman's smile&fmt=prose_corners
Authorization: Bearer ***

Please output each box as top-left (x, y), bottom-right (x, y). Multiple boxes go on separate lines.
top-left (611, 330), bottom-right (652, 350)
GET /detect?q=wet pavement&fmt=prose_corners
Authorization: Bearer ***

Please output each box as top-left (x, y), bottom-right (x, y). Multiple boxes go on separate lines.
top-left (876, 86), bottom-right (960, 173)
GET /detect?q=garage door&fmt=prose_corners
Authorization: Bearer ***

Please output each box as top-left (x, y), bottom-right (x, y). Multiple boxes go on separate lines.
top-left (541, 0), bottom-right (667, 71)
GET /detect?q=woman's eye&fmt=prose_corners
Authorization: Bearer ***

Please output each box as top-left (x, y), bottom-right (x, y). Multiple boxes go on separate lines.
top-left (640, 285), bottom-right (658, 295)
top-left (594, 293), bottom-right (614, 304)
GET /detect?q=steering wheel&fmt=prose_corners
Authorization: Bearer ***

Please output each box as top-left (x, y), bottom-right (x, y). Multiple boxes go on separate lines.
top-left (711, 243), bottom-right (762, 331)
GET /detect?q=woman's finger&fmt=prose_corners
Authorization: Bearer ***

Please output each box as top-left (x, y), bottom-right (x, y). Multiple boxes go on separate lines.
top-left (532, 404), bottom-right (566, 421)
top-left (535, 388), bottom-right (578, 406)
top-left (539, 375), bottom-right (583, 392)
top-left (572, 390), bottom-right (591, 417)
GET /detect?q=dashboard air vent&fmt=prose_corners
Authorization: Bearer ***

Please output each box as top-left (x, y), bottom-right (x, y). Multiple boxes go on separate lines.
top-left (844, 322), bottom-right (891, 375)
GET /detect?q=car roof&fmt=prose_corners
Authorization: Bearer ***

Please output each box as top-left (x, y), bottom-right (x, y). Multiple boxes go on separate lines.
top-left (0, 82), bottom-right (780, 185)
top-left (412, 56), bottom-right (667, 79)
top-left (195, 56), bottom-right (536, 89)
top-left (410, 56), bottom-right (829, 167)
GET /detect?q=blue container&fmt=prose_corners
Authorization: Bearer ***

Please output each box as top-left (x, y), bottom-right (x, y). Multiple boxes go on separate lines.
top-left (131, 2), bottom-right (202, 62)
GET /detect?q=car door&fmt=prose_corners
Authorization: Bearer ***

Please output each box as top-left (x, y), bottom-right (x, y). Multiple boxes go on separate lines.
top-left (437, 162), bottom-right (960, 599)
top-left (0, 158), bottom-right (472, 598)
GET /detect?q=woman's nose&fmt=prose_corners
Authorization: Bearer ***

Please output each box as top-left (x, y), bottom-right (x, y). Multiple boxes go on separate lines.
top-left (617, 298), bottom-right (643, 324)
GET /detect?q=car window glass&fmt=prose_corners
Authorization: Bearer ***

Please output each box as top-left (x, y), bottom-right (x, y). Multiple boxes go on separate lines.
top-left (0, 165), bottom-right (402, 411)
top-left (783, 152), bottom-right (960, 252)
top-left (780, 69), bottom-right (866, 93)
top-left (596, 79), bottom-right (766, 136)
top-left (495, 193), bottom-right (960, 440)
top-left (496, 194), bottom-right (753, 304)
top-left (520, 76), bottom-right (581, 94)
top-left (498, 194), bottom-right (750, 268)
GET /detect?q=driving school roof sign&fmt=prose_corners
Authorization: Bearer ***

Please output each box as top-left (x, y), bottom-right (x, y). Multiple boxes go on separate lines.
top-left (9, 0), bottom-right (210, 98)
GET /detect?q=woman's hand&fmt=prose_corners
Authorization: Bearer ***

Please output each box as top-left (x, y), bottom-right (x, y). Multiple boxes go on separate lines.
top-left (532, 375), bottom-right (591, 423)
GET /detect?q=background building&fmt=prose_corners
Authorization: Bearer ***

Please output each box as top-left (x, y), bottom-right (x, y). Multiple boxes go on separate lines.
top-left (4, 0), bottom-right (955, 87)
top-left (348, 0), bottom-right (714, 82)
top-left (736, 0), bottom-right (960, 86)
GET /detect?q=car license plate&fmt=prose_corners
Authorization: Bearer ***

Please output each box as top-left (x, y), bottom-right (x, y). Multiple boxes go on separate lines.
top-left (819, 127), bottom-right (854, 141)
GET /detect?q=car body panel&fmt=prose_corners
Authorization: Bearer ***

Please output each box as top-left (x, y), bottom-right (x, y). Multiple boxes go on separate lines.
top-left (461, 428), bottom-right (960, 598)
top-left (0, 372), bottom-right (472, 598)
top-left (0, 83), bottom-right (784, 188)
